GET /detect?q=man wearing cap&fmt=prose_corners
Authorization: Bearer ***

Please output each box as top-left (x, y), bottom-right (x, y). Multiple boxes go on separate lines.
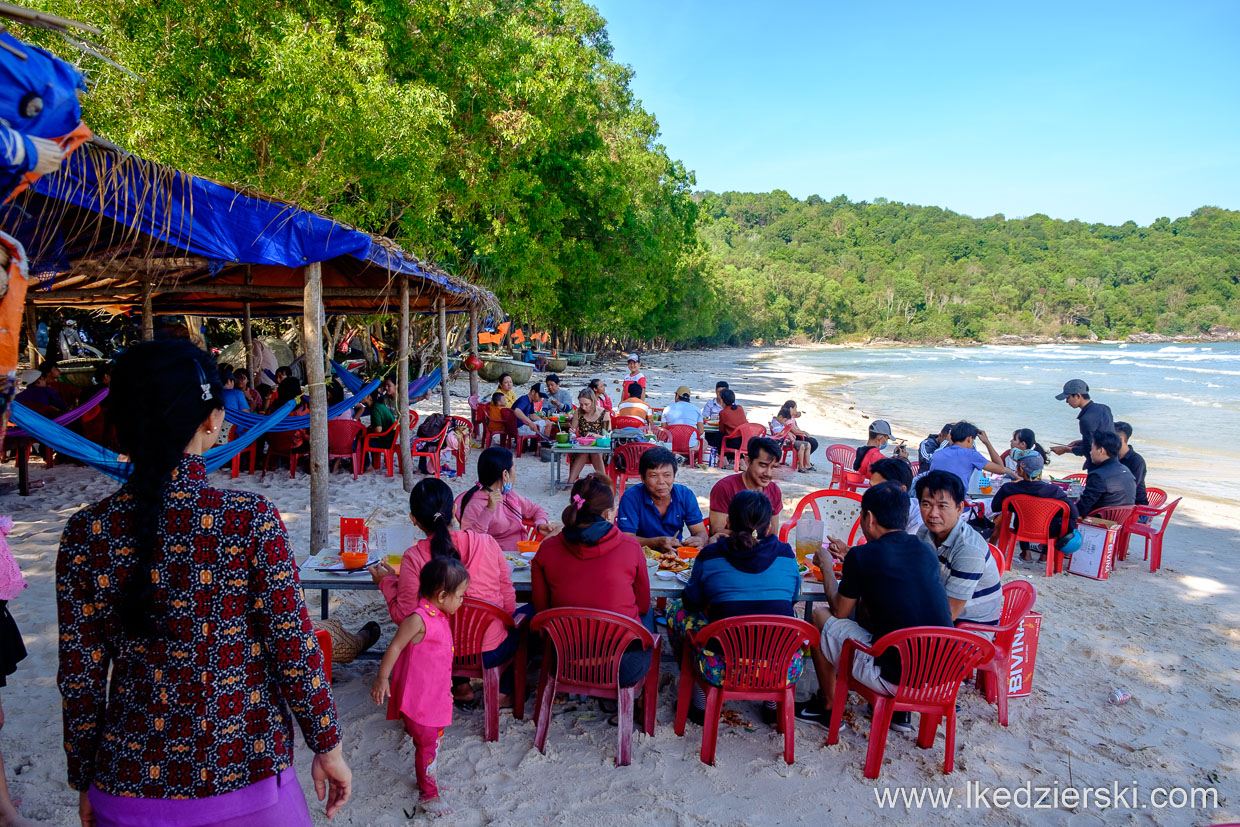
top-left (542, 373), bottom-right (574, 415)
top-left (853, 420), bottom-right (908, 478)
top-left (617, 354), bottom-right (646, 393)
top-left (512, 382), bottom-right (554, 439)
top-left (15, 366), bottom-right (67, 415)
top-left (1051, 379), bottom-right (1114, 470)
top-left (661, 386), bottom-right (704, 450)
top-left (990, 451), bottom-right (1080, 563)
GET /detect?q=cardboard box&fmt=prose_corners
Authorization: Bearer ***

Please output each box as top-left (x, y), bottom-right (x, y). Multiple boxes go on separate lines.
top-left (1007, 611), bottom-right (1042, 698)
top-left (1067, 518), bottom-right (1120, 580)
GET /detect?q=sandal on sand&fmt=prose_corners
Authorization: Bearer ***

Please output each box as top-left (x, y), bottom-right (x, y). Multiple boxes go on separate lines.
top-left (359, 621), bottom-right (381, 652)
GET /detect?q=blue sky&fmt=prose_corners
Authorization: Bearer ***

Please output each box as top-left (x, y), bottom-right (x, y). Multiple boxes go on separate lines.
top-left (593, 0), bottom-right (1240, 225)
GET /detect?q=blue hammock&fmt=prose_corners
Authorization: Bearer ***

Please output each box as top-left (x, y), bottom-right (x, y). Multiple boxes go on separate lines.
top-left (330, 361), bottom-right (443, 401)
top-left (223, 378), bottom-right (382, 432)
top-left (8, 399), bottom-right (298, 482)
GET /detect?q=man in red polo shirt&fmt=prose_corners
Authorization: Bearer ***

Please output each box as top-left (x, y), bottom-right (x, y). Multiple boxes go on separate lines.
top-left (708, 436), bottom-right (784, 535)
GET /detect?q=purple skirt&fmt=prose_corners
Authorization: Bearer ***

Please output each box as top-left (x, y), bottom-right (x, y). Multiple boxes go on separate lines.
top-left (88, 766), bottom-right (312, 827)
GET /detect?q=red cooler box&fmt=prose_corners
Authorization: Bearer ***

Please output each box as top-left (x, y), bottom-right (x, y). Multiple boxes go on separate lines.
top-left (1007, 611), bottom-right (1042, 698)
top-left (1067, 518), bottom-right (1121, 580)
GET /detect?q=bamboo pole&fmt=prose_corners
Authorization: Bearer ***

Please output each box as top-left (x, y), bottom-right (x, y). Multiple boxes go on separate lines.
top-left (141, 281), bottom-right (154, 341)
top-left (303, 262), bottom-right (330, 553)
top-left (24, 301), bottom-right (38, 364)
top-left (398, 277), bottom-right (414, 492)
top-left (438, 298), bottom-right (450, 416)
top-left (468, 307), bottom-right (479, 397)
top-left (242, 266), bottom-right (254, 380)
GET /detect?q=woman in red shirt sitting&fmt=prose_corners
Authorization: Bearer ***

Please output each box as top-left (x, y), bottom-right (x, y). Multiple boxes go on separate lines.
top-left (531, 474), bottom-right (653, 688)
top-left (704, 388), bottom-right (747, 457)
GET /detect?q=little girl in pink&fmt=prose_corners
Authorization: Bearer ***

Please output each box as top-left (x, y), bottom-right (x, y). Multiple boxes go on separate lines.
top-left (371, 557), bottom-right (469, 814)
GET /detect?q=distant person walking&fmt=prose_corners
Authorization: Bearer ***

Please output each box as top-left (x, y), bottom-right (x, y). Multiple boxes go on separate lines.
top-left (1050, 379), bottom-right (1114, 470)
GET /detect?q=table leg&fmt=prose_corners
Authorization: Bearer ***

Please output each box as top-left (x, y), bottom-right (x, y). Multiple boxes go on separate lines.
top-left (320, 589), bottom-right (329, 620)
top-left (17, 446), bottom-right (28, 497)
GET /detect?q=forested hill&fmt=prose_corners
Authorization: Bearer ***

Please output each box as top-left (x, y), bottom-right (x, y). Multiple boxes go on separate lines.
top-left (693, 192), bottom-right (1240, 345)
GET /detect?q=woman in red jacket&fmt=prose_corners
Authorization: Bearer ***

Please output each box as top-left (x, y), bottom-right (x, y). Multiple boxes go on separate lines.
top-left (370, 478), bottom-right (523, 707)
top-left (531, 474), bottom-right (653, 687)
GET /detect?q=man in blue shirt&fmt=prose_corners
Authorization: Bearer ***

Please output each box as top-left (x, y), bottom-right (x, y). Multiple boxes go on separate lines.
top-left (617, 447), bottom-right (709, 553)
top-left (219, 370), bottom-right (251, 412)
top-left (927, 421), bottom-right (1011, 490)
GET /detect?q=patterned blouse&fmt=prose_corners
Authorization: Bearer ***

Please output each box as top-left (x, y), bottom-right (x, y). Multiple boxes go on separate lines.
top-left (56, 455), bottom-right (340, 799)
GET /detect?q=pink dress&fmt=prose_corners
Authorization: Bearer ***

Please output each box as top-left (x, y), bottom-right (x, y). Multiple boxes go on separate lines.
top-left (388, 602), bottom-right (453, 728)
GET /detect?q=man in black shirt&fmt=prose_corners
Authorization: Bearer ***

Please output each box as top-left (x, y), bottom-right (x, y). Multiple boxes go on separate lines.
top-left (1076, 431), bottom-right (1136, 516)
top-left (795, 483), bottom-right (953, 731)
top-left (1050, 379), bottom-right (1114, 470)
top-left (1114, 421), bottom-right (1148, 505)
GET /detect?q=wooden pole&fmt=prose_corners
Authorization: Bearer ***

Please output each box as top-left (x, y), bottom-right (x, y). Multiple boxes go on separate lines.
top-left (141, 281), bottom-right (154, 341)
top-left (398, 277), bottom-right (413, 492)
top-left (438, 298), bottom-right (450, 416)
top-left (303, 262), bottom-right (330, 553)
top-left (468, 307), bottom-right (479, 397)
top-left (24, 301), bottom-right (38, 364)
top-left (242, 265), bottom-right (254, 380)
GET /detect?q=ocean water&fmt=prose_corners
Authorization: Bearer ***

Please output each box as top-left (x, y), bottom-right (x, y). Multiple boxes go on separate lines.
top-left (766, 342), bottom-right (1240, 504)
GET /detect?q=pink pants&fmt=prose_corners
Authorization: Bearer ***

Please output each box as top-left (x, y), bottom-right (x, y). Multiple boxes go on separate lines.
top-left (403, 716), bottom-right (443, 800)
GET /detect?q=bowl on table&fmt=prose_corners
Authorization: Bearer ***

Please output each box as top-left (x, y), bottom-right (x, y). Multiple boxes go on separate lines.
top-left (574, 436), bottom-right (595, 446)
top-left (517, 539), bottom-right (540, 559)
top-left (654, 569), bottom-right (677, 580)
top-left (340, 551), bottom-right (369, 570)
top-left (555, 432), bottom-right (571, 445)
top-left (676, 547), bottom-right (699, 560)
top-left (595, 437), bottom-right (611, 448)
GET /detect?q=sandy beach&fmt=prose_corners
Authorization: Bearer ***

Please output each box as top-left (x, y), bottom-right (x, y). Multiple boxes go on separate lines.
top-left (2, 345), bottom-right (1236, 825)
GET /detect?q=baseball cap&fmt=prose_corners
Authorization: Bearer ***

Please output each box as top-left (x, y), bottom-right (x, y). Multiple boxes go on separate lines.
top-left (530, 383), bottom-right (548, 399)
top-left (1015, 452), bottom-right (1045, 477)
top-left (675, 385), bottom-right (692, 399)
top-left (626, 354), bottom-right (640, 363)
top-left (1056, 379), bottom-right (1089, 400)
top-left (870, 419), bottom-right (893, 437)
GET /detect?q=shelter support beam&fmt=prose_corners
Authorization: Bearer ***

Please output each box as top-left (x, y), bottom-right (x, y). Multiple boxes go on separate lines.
top-left (468, 307), bottom-right (479, 397)
top-left (303, 262), bottom-right (329, 553)
top-left (398, 276), bottom-right (413, 492)
top-left (438, 298), bottom-right (450, 416)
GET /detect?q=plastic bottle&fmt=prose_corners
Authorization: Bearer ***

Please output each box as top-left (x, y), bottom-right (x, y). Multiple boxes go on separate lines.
top-left (1108, 689), bottom-right (1132, 706)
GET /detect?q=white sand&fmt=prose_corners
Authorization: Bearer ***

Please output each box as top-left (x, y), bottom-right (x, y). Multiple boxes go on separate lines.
top-left (2, 346), bottom-right (1236, 824)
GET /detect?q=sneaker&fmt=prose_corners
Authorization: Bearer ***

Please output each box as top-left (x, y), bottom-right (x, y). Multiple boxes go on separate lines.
top-left (760, 703), bottom-right (778, 725)
top-left (793, 699), bottom-right (832, 730)
top-left (890, 711), bottom-right (914, 733)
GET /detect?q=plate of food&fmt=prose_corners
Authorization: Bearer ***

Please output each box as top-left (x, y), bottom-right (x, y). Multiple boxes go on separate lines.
top-left (504, 554), bottom-right (530, 570)
top-left (797, 563), bottom-right (810, 576)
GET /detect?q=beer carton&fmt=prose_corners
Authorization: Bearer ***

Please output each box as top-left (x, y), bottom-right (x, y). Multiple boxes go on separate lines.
top-left (1007, 611), bottom-right (1042, 698)
top-left (1067, 518), bottom-right (1121, 581)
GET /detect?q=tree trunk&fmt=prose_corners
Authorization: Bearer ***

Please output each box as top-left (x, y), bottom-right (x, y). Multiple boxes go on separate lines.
top-left (303, 262), bottom-right (329, 553)
top-left (398, 278), bottom-right (414, 492)
top-left (438, 298), bottom-right (450, 416)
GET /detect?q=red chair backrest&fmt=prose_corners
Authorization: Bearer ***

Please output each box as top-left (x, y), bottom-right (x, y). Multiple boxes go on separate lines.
top-left (613, 441), bottom-right (656, 473)
top-left (824, 444), bottom-right (855, 471)
top-left (663, 424), bottom-right (698, 453)
top-left (693, 615), bottom-right (817, 692)
top-left (451, 597), bottom-right (514, 669)
top-left (778, 489), bottom-right (864, 544)
top-left (728, 422), bottom-right (767, 449)
top-left (1145, 487), bottom-right (1168, 508)
top-left (611, 415), bottom-right (645, 430)
top-left (1065, 473), bottom-right (1088, 483)
top-left (326, 419), bottom-right (363, 453)
top-left (267, 430), bottom-right (302, 453)
top-left (500, 407), bottom-right (522, 437)
top-left (1088, 505), bottom-right (1135, 527)
top-left (988, 542), bottom-right (1006, 576)
top-left (1132, 497), bottom-right (1181, 536)
top-left (467, 394), bottom-right (480, 412)
top-left (991, 581), bottom-right (1036, 653)
top-left (871, 627), bottom-right (995, 705)
top-left (530, 607), bottom-right (653, 687)
top-left (999, 495), bottom-right (1071, 542)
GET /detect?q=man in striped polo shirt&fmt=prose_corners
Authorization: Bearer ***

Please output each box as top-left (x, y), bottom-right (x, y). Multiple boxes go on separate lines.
top-left (914, 470), bottom-right (1002, 627)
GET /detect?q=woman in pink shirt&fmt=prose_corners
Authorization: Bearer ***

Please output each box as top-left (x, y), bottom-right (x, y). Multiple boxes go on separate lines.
top-left (369, 477), bottom-right (525, 706)
top-left (456, 447), bottom-right (551, 551)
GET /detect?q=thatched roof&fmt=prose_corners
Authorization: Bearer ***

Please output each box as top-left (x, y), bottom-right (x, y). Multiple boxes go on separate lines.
top-left (1, 136), bottom-right (500, 317)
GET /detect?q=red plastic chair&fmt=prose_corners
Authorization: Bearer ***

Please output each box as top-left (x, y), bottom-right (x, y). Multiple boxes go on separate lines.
top-left (956, 581), bottom-right (1037, 726)
top-left (721, 423), bottom-right (767, 471)
top-left (992, 495), bottom-right (1073, 576)
top-left (468, 394), bottom-right (486, 439)
top-left (362, 420), bottom-right (399, 477)
top-left (450, 597), bottom-right (528, 741)
top-left (1145, 487), bottom-right (1168, 508)
top-left (326, 419), bottom-right (364, 479)
top-left (826, 626), bottom-right (995, 779)
top-left (777, 489), bottom-right (865, 547)
top-left (1126, 497), bottom-right (1181, 573)
top-left (608, 441), bottom-right (657, 495)
top-left (447, 415), bottom-right (473, 477)
top-left (825, 444), bottom-right (867, 492)
top-left (1089, 505), bottom-right (1136, 562)
top-left (988, 542), bottom-right (1006, 576)
top-left (227, 425), bottom-right (257, 479)
top-left (500, 408), bottom-right (540, 458)
top-left (531, 607), bottom-right (661, 766)
top-left (1064, 473), bottom-right (1088, 483)
top-left (673, 615), bottom-right (817, 765)
top-left (262, 430), bottom-right (306, 479)
top-left (610, 415), bottom-right (646, 431)
top-left (314, 628), bottom-right (333, 683)
top-left (661, 424), bottom-right (702, 467)
top-left (411, 422), bottom-right (450, 478)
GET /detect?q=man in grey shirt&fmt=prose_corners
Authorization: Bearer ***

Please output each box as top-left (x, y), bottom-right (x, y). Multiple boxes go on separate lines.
top-left (914, 470), bottom-right (1002, 627)
top-left (542, 373), bottom-right (574, 415)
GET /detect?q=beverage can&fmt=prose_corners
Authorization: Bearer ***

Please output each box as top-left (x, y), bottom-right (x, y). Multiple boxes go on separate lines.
top-left (1108, 689), bottom-right (1132, 706)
